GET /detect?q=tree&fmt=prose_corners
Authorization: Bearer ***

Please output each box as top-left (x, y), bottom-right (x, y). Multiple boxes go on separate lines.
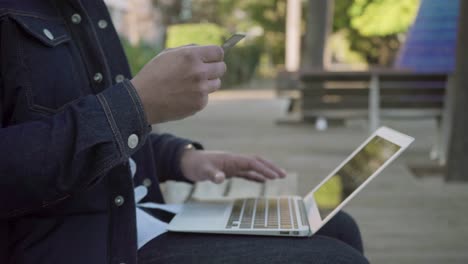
top-left (190, 0), bottom-right (287, 67)
top-left (302, 0), bottom-right (334, 70)
top-left (333, 0), bottom-right (419, 66)
top-left (151, 0), bottom-right (184, 48)
top-left (151, 0), bottom-right (420, 71)
top-left (445, 0), bottom-right (468, 181)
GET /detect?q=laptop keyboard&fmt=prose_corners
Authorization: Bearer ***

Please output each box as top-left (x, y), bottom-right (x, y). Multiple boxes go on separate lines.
top-left (226, 197), bottom-right (300, 229)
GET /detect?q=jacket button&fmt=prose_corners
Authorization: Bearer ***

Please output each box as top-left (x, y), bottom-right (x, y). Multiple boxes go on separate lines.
top-left (115, 74), bottom-right (125, 83)
top-left (114, 195), bottom-right (125, 206)
top-left (71, 14), bottom-right (82, 24)
top-left (128, 134), bottom-right (139, 149)
top-left (143, 178), bottom-right (152, 187)
top-left (43, 29), bottom-right (54, 40)
top-left (98, 19), bottom-right (108, 29)
top-left (93, 72), bottom-right (103, 83)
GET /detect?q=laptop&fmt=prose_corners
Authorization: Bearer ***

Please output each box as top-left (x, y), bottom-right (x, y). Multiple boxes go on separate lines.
top-left (168, 126), bottom-right (414, 237)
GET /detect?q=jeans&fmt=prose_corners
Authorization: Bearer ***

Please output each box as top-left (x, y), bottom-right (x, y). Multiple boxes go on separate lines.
top-left (138, 211), bottom-right (368, 264)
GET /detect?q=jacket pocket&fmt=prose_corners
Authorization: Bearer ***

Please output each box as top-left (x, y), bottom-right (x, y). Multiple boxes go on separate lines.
top-left (9, 13), bottom-right (84, 114)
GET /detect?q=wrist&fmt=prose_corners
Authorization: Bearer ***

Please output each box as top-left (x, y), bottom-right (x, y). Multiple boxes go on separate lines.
top-left (130, 78), bottom-right (157, 125)
top-left (180, 144), bottom-right (200, 181)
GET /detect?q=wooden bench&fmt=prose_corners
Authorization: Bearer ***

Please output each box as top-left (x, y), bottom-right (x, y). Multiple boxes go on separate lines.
top-left (276, 71), bottom-right (302, 115)
top-left (276, 69), bottom-right (448, 161)
top-left (160, 174), bottom-right (298, 203)
top-left (299, 70), bottom-right (447, 131)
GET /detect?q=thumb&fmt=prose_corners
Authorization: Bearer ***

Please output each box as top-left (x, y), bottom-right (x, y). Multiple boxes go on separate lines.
top-left (205, 165), bottom-right (226, 184)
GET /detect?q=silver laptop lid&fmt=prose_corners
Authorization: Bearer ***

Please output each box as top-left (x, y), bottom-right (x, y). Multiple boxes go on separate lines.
top-left (303, 127), bottom-right (414, 230)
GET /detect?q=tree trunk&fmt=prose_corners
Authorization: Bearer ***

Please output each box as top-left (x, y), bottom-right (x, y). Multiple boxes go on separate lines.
top-left (445, 0), bottom-right (468, 181)
top-left (285, 0), bottom-right (302, 72)
top-left (302, 0), bottom-right (334, 70)
top-left (152, 0), bottom-right (182, 49)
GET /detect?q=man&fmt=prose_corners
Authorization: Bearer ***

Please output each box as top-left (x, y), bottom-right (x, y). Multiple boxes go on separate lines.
top-left (0, 1), bottom-right (368, 263)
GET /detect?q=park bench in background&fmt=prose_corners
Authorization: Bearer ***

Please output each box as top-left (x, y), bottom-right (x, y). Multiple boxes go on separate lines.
top-left (160, 174), bottom-right (298, 203)
top-left (276, 69), bottom-right (448, 160)
top-left (276, 71), bottom-right (302, 114)
top-left (300, 70), bottom-right (447, 130)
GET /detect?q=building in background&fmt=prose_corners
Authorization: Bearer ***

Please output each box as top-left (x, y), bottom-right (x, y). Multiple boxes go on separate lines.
top-left (104, 0), bottom-right (164, 46)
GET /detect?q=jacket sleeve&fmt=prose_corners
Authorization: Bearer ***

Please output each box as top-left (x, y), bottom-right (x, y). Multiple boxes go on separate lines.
top-left (0, 79), bottom-right (151, 219)
top-left (149, 133), bottom-right (203, 183)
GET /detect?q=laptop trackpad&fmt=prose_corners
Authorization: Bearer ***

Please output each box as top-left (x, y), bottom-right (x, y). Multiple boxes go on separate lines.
top-left (168, 201), bottom-right (231, 232)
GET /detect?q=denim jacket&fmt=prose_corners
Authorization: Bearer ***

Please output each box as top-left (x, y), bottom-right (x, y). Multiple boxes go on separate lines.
top-left (0, 1), bottom-right (199, 263)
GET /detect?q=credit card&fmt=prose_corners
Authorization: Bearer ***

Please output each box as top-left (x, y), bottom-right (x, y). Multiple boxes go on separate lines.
top-left (222, 33), bottom-right (246, 52)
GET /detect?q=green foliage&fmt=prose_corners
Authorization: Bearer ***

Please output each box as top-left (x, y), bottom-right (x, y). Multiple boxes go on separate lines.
top-left (349, 0), bottom-right (420, 36)
top-left (128, 0), bottom-right (421, 80)
top-left (166, 23), bottom-right (261, 87)
top-left (166, 23), bottom-right (228, 47)
top-left (122, 39), bottom-right (161, 76)
top-left (222, 43), bottom-right (262, 87)
top-left (190, 0), bottom-right (287, 70)
top-left (231, 0), bottom-right (287, 66)
top-left (333, 0), bottom-right (420, 66)
top-left (328, 31), bottom-right (367, 66)
top-left (200, 0), bottom-right (419, 68)
top-left (333, 0), bottom-right (355, 32)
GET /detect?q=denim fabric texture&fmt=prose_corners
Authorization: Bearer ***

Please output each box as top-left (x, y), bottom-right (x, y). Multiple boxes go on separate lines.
top-left (0, 1), bottom-right (369, 264)
top-left (0, 1), bottom-right (198, 263)
top-left (138, 212), bottom-right (368, 264)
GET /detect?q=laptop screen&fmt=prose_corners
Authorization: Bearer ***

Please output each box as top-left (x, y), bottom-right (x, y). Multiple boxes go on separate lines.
top-left (313, 135), bottom-right (401, 220)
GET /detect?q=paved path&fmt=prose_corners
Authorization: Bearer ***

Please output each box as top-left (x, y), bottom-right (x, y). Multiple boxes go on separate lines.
top-left (159, 89), bottom-right (468, 264)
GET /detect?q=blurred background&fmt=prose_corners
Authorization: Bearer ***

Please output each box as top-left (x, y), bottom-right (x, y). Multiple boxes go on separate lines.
top-left (104, 0), bottom-right (468, 263)
top-left (105, 0), bottom-right (423, 80)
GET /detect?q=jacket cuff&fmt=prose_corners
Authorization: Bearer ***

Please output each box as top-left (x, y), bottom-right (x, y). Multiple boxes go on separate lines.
top-left (97, 79), bottom-right (151, 162)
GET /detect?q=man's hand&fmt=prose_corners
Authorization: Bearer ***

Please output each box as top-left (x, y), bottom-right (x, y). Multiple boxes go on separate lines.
top-left (131, 45), bottom-right (226, 124)
top-left (180, 150), bottom-right (287, 184)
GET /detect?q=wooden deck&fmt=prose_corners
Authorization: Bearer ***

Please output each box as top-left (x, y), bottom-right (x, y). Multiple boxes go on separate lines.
top-left (159, 88), bottom-right (468, 264)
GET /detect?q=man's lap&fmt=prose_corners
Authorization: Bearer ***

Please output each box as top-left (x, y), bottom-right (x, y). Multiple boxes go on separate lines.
top-left (138, 211), bottom-right (368, 264)
top-left (138, 233), bottom-right (367, 264)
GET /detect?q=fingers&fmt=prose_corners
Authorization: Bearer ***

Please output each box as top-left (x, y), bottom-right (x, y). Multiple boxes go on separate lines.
top-left (195, 45), bottom-right (224, 62)
top-left (164, 43), bottom-right (197, 53)
top-left (203, 164), bottom-right (226, 184)
top-left (192, 152), bottom-right (285, 185)
top-left (234, 156), bottom-right (281, 180)
top-left (255, 157), bottom-right (287, 178)
top-left (204, 79), bottom-right (221, 93)
top-left (205, 61), bottom-right (227, 80)
top-left (202, 62), bottom-right (226, 93)
top-left (212, 171), bottom-right (226, 184)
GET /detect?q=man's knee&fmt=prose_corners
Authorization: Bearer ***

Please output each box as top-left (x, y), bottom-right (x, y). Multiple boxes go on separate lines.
top-left (306, 236), bottom-right (369, 264)
top-left (332, 211), bottom-right (360, 232)
top-left (317, 211), bottom-right (364, 253)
